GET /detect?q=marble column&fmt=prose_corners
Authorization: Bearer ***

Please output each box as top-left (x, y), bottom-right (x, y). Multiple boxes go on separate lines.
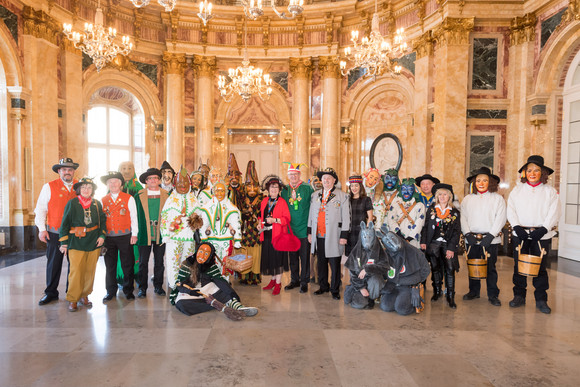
top-left (193, 55), bottom-right (216, 165)
top-left (507, 14), bottom-right (536, 189)
top-left (289, 57), bottom-right (313, 177)
top-left (61, 40), bottom-right (86, 176)
top-left (432, 18), bottom-right (474, 198)
top-left (21, 6), bottom-right (60, 207)
top-left (411, 31), bottom-right (434, 176)
top-left (163, 53), bottom-right (186, 168)
top-left (319, 56), bottom-right (341, 172)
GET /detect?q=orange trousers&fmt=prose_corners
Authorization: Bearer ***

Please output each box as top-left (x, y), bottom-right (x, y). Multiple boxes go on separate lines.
top-left (66, 249), bottom-right (100, 303)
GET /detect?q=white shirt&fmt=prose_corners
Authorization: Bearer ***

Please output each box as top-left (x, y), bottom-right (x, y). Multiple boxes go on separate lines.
top-left (109, 192), bottom-right (139, 237)
top-left (461, 191), bottom-right (506, 244)
top-left (34, 179), bottom-right (74, 233)
top-left (507, 182), bottom-right (560, 240)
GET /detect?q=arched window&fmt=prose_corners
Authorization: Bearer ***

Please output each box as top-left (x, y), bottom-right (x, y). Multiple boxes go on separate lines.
top-left (87, 86), bottom-right (145, 197)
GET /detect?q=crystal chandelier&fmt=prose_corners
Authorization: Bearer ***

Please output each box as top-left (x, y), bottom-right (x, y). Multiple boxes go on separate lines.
top-left (339, 0), bottom-right (407, 79)
top-left (130, 0), bottom-right (176, 12)
top-left (218, 21), bottom-right (273, 103)
top-left (63, 6), bottom-right (132, 72)
top-left (241, 0), bottom-right (304, 21)
top-left (197, 1), bottom-right (213, 26)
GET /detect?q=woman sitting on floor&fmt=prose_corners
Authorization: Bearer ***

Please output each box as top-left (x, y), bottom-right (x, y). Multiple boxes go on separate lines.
top-left (169, 242), bottom-right (258, 319)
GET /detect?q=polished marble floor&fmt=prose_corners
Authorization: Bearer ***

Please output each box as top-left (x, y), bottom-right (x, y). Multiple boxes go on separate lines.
top-left (0, 254), bottom-right (579, 387)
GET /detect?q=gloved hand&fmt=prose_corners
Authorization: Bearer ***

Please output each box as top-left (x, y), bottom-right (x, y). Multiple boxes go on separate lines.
top-left (464, 233), bottom-right (477, 246)
top-left (512, 225), bottom-right (528, 240)
top-left (411, 285), bottom-right (424, 309)
top-left (529, 227), bottom-right (548, 241)
top-left (480, 233), bottom-right (494, 249)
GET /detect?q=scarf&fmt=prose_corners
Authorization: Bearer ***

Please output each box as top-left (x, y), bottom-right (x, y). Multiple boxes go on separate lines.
top-left (78, 195), bottom-right (92, 210)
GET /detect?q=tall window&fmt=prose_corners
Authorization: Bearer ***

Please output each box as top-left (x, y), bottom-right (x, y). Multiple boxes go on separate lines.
top-left (87, 105), bottom-right (144, 197)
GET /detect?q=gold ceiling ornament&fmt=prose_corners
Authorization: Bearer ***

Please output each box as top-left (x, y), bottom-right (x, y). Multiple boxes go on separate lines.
top-left (63, 3), bottom-right (132, 72)
top-left (130, 0), bottom-right (176, 12)
top-left (241, 0), bottom-right (304, 21)
top-left (218, 19), bottom-right (273, 103)
top-left (339, 0), bottom-right (407, 80)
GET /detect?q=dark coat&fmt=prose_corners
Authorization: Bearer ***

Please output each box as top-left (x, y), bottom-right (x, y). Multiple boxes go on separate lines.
top-left (420, 204), bottom-right (461, 253)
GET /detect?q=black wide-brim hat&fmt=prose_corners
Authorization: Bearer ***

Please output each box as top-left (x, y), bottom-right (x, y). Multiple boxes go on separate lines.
top-left (73, 177), bottom-right (97, 192)
top-left (518, 155), bottom-right (554, 175)
top-left (100, 171), bottom-right (125, 185)
top-left (415, 174), bottom-right (440, 185)
top-left (432, 183), bottom-right (454, 198)
top-left (139, 168), bottom-right (162, 184)
top-left (466, 167), bottom-right (500, 184)
top-left (316, 167), bottom-right (339, 182)
top-left (261, 174), bottom-right (285, 191)
top-left (160, 160), bottom-right (175, 173)
top-left (52, 158), bottom-right (79, 173)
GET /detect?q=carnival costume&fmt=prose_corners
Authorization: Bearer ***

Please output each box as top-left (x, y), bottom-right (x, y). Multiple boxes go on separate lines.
top-left (101, 171), bottom-right (139, 301)
top-left (170, 243), bottom-right (258, 319)
top-left (460, 167), bottom-right (506, 305)
top-left (345, 175), bottom-right (373, 257)
top-left (34, 157), bottom-right (79, 305)
top-left (199, 181), bottom-right (242, 280)
top-left (160, 166), bottom-right (200, 288)
top-left (191, 170), bottom-right (212, 206)
top-left (226, 153), bottom-right (244, 209)
top-left (421, 183), bottom-right (461, 309)
top-left (386, 178), bottom-right (426, 248)
top-left (362, 168), bottom-right (385, 229)
top-left (507, 155), bottom-right (560, 314)
top-left (281, 162), bottom-right (314, 292)
top-left (415, 174), bottom-right (440, 209)
top-left (239, 161), bottom-right (263, 285)
top-left (308, 168), bottom-right (351, 300)
top-left (377, 229), bottom-right (431, 316)
top-left (344, 221), bottom-right (389, 309)
top-left (160, 160), bottom-right (176, 194)
top-left (381, 169), bottom-right (403, 231)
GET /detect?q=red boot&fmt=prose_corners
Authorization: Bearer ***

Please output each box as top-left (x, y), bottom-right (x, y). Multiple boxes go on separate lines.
top-left (263, 279), bottom-right (276, 290)
top-left (272, 283), bottom-right (281, 295)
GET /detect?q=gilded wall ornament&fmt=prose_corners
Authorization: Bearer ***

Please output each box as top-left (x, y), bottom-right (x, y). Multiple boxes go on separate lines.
top-left (163, 52), bottom-right (186, 75)
top-left (433, 17), bottom-right (474, 46)
top-left (289, 57), bottom-right (313, 80)
top-left (509, 13), bottom-right (536, 46)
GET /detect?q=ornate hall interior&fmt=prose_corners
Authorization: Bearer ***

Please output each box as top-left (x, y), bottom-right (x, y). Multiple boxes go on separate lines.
top-left (0, 0), bottom-right (580, 385)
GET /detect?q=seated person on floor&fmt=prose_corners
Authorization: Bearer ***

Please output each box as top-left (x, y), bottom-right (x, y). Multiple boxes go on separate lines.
top-left (377, 227), bottom-right (431, 316)
top-left (170, 242), bottom-right (258, 320)
top-left (344, 221), bottom-right (389, 309)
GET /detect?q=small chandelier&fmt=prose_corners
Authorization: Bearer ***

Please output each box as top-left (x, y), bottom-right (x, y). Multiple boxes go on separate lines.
top-left (130, 0), bottom-right (176, 12)
top-left (218, 21), bottom-right (272, 103)
top-left (339, 1), bottom-right (407, 79)
top-left (197, 1), bottom-right (213, 26)
top-left (241, 0), bottom-right (304, 21)
top-left (63, 6), bottom-right (132, 72)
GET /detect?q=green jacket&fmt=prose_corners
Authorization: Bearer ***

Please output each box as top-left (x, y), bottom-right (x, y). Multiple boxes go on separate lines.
top-left (135, 188), bottom-right (169, 246)
top-left (281, 182), bottom-right (314, 238)
top-left (59, 197), bottom-right (107, 251)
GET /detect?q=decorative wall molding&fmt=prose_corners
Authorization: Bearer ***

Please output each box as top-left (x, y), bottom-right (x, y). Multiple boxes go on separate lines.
top-left (509, 13), bottom-right (537, 46)
top-left (433, 17), bottom-right (474, 46)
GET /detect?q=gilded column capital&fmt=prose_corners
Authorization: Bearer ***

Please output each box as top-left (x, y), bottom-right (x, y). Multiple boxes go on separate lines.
top-left (60, 38), bottom-right (82, 55)
top-left (193, 55), bottom-right (216, 78)
top-left (561, 1), bottom-right (580, 28)
top-left (509, 13), bottom-right (537, 46)
top-left (413, 31), bottom-right (434, 59)
top-left (319, 56), bottom-right (341, 79)
top-left (433, 17), bottom-right (474, 46)
top-left (163, 52), bottom-right (186, 76)
top-left (289, 57), bottom-right (313, 80)
top-left (22, 5), bottom-right (60, 45)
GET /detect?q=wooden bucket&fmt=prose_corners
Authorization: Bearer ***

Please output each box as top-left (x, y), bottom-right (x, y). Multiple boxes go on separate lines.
top-left (517, 242), bottom-right (545, 277)
top-left (465, 246), bottom-right (488, 280)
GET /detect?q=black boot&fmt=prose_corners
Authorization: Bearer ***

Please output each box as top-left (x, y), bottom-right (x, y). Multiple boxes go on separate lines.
top-left (445, 272), bottom-right (456, 309)
top-left (430, 271), bottom-right (442, 301)
top-left (446, 291), bottom-right (457, 309)
top-left (431, 285), bottom-right (442, 301)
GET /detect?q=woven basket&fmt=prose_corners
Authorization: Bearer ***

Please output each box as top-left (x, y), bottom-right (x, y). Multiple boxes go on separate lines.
top-left (224, 247), bottom-right (253, 273)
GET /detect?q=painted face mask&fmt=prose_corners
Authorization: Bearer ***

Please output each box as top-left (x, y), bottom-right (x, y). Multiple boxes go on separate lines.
top-left (174, 166), bottom-right (191, 194)
top-left (214, 182), bottom-right (226, 201)
top-left (196, 244), bottom-right (213, 264)
top-left (383, 171), bottom-right (399, 191)
top-left (401, 184), bottom-right (415, 201)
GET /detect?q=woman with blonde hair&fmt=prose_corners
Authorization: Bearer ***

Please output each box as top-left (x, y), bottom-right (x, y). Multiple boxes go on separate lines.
top-left (420, 183), bottom-right (461, 309)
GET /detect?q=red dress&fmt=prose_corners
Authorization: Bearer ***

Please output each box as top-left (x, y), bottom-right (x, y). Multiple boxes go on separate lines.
top-left (259, 196), bottom-right (291, 276)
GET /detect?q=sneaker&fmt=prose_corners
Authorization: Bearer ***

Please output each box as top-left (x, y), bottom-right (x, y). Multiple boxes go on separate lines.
top-left (509, 296), bottom-right (525, 308)
top-left (536, 300), bottom-right (551, 314)
top-left (238, 306), bottom-right (259, 317)
top-left (137, 289), bottom-right (146, 298)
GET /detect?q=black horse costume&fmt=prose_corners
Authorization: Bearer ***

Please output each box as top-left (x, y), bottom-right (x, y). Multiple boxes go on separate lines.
top-left (377, 226), bottom-right (431, 315)
top-left (344, 222), bottom-right (389, 309)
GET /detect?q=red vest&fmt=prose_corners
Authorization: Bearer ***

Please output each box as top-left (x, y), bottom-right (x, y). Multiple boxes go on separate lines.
top-left (47, 179), bottom-right (77, 233)
top-left (102, 192), bottom-right (132, 236)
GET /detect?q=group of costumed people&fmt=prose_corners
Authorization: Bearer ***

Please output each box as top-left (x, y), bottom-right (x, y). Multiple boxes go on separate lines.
top-left (35, 151), bottom-right (560, 317)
